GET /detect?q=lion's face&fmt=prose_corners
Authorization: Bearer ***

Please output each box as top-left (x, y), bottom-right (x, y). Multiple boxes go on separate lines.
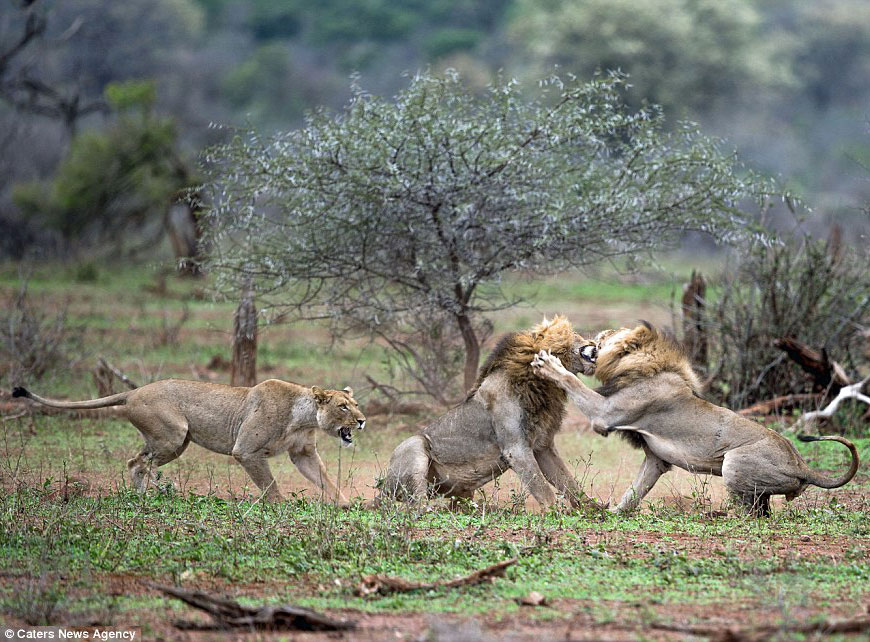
top-left (548, 332), bottom-right (597, 376)
top-left (312, 386), bottom-right (366, 448)
top-left (567, 333), bottom-right (598, 376)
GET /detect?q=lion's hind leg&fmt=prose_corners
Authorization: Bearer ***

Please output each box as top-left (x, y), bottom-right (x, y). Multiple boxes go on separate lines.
top-left (126, 408), bottom-right (191, 492)
top-left (376, 435), bottom-right (430, 504)
top-left (722, 446), bottom-right (797, 517)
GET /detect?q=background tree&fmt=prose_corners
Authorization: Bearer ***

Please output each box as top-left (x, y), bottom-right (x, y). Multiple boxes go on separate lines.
top-left (509, 0), bottom-right (790, 118)
top-left (204, 71), bottom-right (768, 398)
top-left (13, 80), bottom-right (195, 256)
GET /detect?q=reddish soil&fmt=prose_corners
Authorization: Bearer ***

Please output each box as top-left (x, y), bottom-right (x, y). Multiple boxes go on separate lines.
top-left (4, 570), bottom-right (869, 642)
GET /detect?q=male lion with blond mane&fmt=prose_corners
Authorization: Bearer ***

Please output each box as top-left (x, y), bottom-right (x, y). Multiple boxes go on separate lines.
top-left (531, 323), bottom-right (859, 516)
top-left (12, 380), bottom-right (366, 504)
top-left (376, 316), bottom-right (601, 510)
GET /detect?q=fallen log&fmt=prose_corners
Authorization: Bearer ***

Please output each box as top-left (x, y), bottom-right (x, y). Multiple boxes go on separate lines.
top-left (356, 558), bottom-right (517, 597)
top-left (147, 583), bottom-right (355, 631)
top-left (793, 376), bottom-right (870, 431)
top-left (98, 357), bottom-right (139, 390)
top-left (773, 337), bottom-right (850, 394)
top-left (737, 393), bottom-right (821, 417)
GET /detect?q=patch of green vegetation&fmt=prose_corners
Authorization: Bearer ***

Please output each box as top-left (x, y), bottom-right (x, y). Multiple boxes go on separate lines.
top-left (1, 488), bottom-right (868, 619)
top-left (791, 435), bottom-right (870, 475)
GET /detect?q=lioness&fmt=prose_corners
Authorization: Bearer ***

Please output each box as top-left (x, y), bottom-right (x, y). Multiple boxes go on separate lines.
top-left (531, 323), bottom-right (859, 516)
top-left (12, 380), bottom-right (366, 503)
top-left (376, 316), bottom-right (601, 510)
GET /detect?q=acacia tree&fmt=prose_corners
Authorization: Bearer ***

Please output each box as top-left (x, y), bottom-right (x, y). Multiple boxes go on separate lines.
top-left (203, 71), bottom-right (767, 398)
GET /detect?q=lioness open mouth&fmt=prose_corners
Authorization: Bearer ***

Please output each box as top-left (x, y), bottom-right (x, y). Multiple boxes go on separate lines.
top-left (339, 427), bottom-right (354, 446)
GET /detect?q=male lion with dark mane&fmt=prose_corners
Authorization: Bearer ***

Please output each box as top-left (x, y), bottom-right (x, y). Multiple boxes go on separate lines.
top-left (13, 379), bottom-right (365, 504)
top-left (531, 323), bottom-right (860, 516)
top-left (376, 316), bottom-right (601, 510)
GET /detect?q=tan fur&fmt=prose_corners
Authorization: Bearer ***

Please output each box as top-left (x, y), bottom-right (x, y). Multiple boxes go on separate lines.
top-left (532, 324), bottom-right (860, 516)
top-left (16, 379), bottom-right (365, 504)
top-left (468, 315), bottom-right (582, 441)
top-left (377, 316), bottom-right (602, 511)
top-left (594, 324), bottom-right (702, 395)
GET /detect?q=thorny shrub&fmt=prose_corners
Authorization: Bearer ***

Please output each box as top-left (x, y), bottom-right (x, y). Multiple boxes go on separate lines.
top-left (0, 277), bottom-right (81, 385)
top-left (706, 231), bottom-right (870, 410)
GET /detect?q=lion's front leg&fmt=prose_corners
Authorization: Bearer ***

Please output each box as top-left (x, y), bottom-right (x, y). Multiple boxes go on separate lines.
top-left (532, 350), bottom-right (613, 423)
top-left (290, 446), bottom-right (348, 505)
top-left (503, 441), bottom-right (556, 508)
top-left (530, 349), bottom-right (577, 388)
top-left (614, 450), bottom-right (671, 514)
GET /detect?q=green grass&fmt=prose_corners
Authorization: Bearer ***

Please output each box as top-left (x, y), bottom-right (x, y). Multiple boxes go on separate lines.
top-left (2, 258), bottom-right (869, 635)
top-left (2, 488), bottom-right (868, 619)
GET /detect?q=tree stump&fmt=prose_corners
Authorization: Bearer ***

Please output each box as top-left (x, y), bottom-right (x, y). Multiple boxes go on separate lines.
top-left (92, 361), bottom-right (115, 397)
top-left (681, 270), bottom-right (707, 373)
top-left (231, 277), bottom-right (257, 387)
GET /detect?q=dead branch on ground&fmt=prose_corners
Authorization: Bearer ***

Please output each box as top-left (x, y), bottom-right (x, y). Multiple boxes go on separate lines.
top-left (773, 337), bottom-right (851, 394)
top-left (737, 393), bottom-right (821, 417)
top-left (356, 558), bottom-right (517, 596)
top-left (146, 583), bottom-right (355, 631)
top-left (98, 357), bottom-right (139, 390)
top-left (792, 376), bottom-right (870, 432)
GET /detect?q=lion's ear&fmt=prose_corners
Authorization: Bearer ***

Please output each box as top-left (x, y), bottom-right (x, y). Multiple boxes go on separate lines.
top-left (311, 386), bottom-right (329, 404)
top-left (343, 386), bottom-right (354, 397)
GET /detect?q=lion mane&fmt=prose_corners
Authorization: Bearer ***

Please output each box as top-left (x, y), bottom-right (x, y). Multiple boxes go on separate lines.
top-left (468, 315), bottom-right (578, 436)
top-left (594, 322), bottom-right (702, 450)
top-left (595, 322), bottom-right (702, 396)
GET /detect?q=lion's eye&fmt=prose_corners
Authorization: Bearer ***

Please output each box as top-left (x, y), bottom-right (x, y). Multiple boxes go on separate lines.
top-left (340, 405), bottom-right (349, 412)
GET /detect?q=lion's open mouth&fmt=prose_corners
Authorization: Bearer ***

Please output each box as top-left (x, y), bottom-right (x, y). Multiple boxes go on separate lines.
top-left (580, 345), bottom-right (597, 363)
top-left (339, 427), bottom-right (354, 446)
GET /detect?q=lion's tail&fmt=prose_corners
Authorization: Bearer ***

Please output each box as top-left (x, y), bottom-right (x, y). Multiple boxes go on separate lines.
top-left (12, 386), bottom-right (131, 410)
top-left (798, 435), bottom-right (860, 489)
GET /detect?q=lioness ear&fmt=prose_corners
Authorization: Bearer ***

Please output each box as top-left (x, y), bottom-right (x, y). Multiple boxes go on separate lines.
top-left (311, 386), bottom-right (329, 404)
top-left (343, 386), bottom-right (354, 397)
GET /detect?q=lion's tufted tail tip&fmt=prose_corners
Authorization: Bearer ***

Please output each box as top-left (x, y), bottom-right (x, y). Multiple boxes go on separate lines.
top-left (797, 435), bottom-right (820, 442)
top-left (12, 386), bottom-right (29, 399)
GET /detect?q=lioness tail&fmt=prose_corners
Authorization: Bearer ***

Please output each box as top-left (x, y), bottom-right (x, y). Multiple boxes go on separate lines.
top-left (12, 386), bottom-right (131, 410)
top-left (797, 435), bottom-right (860, 489)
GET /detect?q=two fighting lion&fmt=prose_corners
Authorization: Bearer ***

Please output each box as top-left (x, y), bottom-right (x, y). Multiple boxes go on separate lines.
top-left (531, 323), bottom-right (859, 516)
top-left (377, 318), bottom-right (858, 515)
top-left (15, 318), bottom-right (859, 515)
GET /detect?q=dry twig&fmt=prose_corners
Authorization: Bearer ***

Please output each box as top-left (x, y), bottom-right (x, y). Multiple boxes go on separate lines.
top-left (146, 583), bottom-right (355, 631)
top-left (356, 558), bottom-right (517, 596)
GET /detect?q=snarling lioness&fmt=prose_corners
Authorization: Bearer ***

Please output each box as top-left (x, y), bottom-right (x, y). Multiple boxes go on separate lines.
top-left (531, 323), bottom-right (860, 516)
top-left (12, 380), bottom-right (366, 503)
top-left (376, 316), bottom-right (601, 510)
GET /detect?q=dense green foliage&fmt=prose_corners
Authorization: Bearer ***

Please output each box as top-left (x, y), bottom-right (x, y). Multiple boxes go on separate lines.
top-left (511, 0), bottom-right (787, 117)
top-left (4, 0), bottom-right (870, 255)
